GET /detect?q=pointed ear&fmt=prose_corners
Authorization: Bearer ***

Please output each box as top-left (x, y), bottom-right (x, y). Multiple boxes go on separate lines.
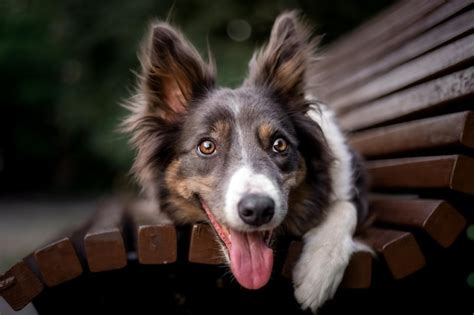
top-left (139, 22), bottom-right (215, 122)
top-left (245, 11), bottom-right (319, 108)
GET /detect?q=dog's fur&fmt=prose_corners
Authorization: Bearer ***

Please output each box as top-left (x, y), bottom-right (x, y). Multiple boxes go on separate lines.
top-left (122, 11), bottom-right (369, 312)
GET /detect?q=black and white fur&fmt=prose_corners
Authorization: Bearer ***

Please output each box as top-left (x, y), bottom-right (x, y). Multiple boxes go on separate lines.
top-left (122, 11), bottom-right (370, 312)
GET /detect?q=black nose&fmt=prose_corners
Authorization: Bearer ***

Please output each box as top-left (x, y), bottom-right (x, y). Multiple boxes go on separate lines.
top-left (238, 194), bottom-right (275, 226)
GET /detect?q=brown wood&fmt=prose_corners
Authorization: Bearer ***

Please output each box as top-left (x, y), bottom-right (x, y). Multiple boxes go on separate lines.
top-left (339, 66), bottom-right (474, 131)
top-left (350, 111), bottom-right (474, 157)
top-left (137, 225), bottom-right (177, 264)
top-left (0, 275), bottom-right (16, 291)
top-left (319, 0), bottom-right (471, 91)
top-left (452, 155), bottom-right (474, 195)
top-left (84, 230), bottom-right (127, 272)
top-left (188, 224), bottom-right (225, 265)
top-left (34, 238), bottom-right (82, 287)
top-left (325, 9), bottom-right (474, 101)
top-left (330, 34), bottom-right (474, 110)
top-left (319, 0), bottom-right (410, 63)
top-left (320, 0), bottom-right (444, 73)
top-left (360, 228), bottom-right (426, 279)
top-left (83, 200), bottom-right (127, 272)
top-left (281, 241), bottom-right (372, 288)
top-left (370, 197), bottom-right (466, 247)
top-left (0, 262), bottom-right (43, 311)
top-left (367, 155), bottom-right (474, 195)
top-left (340, 251), bottom-right (373, 289)
top-left (318, 0), bottom-right (409, 66)
top-left (127, 202), bottom-right (177, 264)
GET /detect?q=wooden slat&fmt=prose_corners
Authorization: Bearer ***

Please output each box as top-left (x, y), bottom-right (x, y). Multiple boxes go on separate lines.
top-left (281, 241), bottom-right (373, 288)
top-left (340, 66), bottom-right (474, 131)
top-left (319, 0), bottom-right (410, 63)
top-left (360, 228), bottom-right (426, 279)
top-left (321, 0), bottom-right (444, 72)
top-left (0, 262), bottom-right (43, 311)
top-left (320, 0), bottom-right (471, 89)
top-left (83, 199), bottom-right (127, 272)
top-left (34, 238), bottom-right (82, 287)
top-left (188, 224), bottom-right (225, 265)
top-left (367, 155), bottom-right (474, 195)
top-left (325, 9), bottom-right (474, 100)
top-left (350, 111), bottom-right (474, 157)
top-left (137, 225), bottom-right (177, 264)
top-left (128, 202), bottom-right (177, 264)
top-left (339, 252), bottom-right (373, 289)
top-left (331, 34), bottom-right (474, 110)
top-left (370, 197), bottom-right (466, 247)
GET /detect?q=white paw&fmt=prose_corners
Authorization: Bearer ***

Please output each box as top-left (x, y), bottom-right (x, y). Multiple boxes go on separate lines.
top-left (293, 235), bottom-right (354, 312)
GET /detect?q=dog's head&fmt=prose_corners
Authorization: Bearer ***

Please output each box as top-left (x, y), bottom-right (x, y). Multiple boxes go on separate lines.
top-left (123, 11), bottom-right (331, 290)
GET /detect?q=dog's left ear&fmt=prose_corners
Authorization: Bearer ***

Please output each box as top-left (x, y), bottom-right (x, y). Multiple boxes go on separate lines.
top-left (139, 22), bottom-right (216, 122)
top-left (245, 11), bottom-right (318, 110)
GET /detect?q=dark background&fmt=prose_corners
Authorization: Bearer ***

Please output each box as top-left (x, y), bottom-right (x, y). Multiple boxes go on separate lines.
top-left (0, 0), bottom-right (394, 197)
top-left (1, 2), bottom-right (473, 314)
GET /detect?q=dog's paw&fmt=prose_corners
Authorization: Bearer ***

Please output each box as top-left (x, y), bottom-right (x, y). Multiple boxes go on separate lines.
top-left (293, 234), bottom-right (353, 313)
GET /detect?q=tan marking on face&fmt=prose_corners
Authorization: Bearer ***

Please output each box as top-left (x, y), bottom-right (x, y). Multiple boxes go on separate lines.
top-left (164, 159), bottom-right (215, 223)
top-left (168, 196), bottom-right (207, 223)
top-left (210, 120), bottom-right (230, 140)
top-left (285, 159), bottom-right (322, 236)
top-left (294, 157), bottom-right (307, 186)
top-left (286, 181), bottom-right (318, 236)
top-left (258, 122), bottom-right (274, 147)
top-left (165, 159), bottom-right (215, 200)
top-left (282, 156), bottom-right (306, 188)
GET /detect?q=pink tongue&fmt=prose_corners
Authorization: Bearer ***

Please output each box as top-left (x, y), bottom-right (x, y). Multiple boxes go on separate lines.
top-left (229, 230), bottom-right (273, 290)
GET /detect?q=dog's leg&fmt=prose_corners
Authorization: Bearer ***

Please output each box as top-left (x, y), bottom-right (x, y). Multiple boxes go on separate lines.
top-left (293, 200), bottom-right (368, 312)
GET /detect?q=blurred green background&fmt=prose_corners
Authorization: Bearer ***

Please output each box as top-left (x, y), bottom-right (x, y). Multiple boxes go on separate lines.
top-left (0, 0), bottom-right (394, 196)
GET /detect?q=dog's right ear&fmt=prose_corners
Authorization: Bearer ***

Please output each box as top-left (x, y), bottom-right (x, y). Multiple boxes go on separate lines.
top-left (244, 12), bottom-right (319, 112)
top-left (137, 22), bottom-right (215, 122)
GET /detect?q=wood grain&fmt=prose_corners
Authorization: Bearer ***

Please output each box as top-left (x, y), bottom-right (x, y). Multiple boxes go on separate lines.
top-left (320, 0), bottom-right (444, 73)
top-left (340, 251), bottom-right (373, 289)
top-left (367, 155), bottom-right (474, 195)
top-left (319, 0), bottom-right (471, 89)
top-left (188, 224), bottom-right (225, 265)
top-left (370, 197), bottom-right (466, 247)
top-left (331, 34), bottom-right (474, 110)
top-left (127, 202), bottom-right (177, 264)
top-left (360, 228), bottom-right (426, 279)
top-left (339, 66), bottom-right (474, 131)
top-left (137, 225), bottom-right (177, 264)
top-left (281, 241), bottom-right (373, 288)
top-left (350, 111), bottom-right (474, 157)
top-left (0, 262), bottom-right (44, 311)
top-left (84, 199), bottom-right (127, 272)
top-left (34, 238), bottom-right (82, 287)
top-left (325, 9), bottom-right (474, 101)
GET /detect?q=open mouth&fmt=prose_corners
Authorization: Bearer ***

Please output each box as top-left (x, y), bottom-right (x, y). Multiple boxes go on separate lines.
top-left (200, 198), bottom-right (274, 290)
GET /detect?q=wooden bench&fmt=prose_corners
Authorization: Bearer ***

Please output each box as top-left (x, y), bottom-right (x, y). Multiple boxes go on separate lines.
top-left (1, 0), bottom-right (472, 313)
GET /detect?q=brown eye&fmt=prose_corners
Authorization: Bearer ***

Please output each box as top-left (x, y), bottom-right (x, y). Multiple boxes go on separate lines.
top-left (197, 139), bottom-right (216, 155)
top-left (272, 138), bottom-right (288, 153)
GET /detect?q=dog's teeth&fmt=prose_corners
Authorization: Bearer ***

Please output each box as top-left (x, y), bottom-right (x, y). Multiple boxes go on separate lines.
top-left (263, 231), bottom-right (272, 246)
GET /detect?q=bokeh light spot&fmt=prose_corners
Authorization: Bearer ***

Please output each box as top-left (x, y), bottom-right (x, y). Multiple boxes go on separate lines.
top-left (227, 19), bottom-right (252, 42)
top-left (466, 224), bottom-right (474, 241)
top-left (467, 273), bottom-right (474, 288)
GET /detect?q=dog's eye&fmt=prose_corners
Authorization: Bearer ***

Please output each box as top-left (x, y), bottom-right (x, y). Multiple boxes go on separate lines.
top-left (197, 139), bottom-right (216, 156)
top-left (272, 138), bottom-right (288, 153)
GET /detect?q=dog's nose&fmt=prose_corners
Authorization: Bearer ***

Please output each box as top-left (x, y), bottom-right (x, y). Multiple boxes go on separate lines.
top-left (238, 194), bottom-right (275, 226)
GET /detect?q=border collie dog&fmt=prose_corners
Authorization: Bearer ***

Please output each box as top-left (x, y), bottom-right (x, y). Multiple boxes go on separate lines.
top-left (123, 11), bottom-right (369, 312)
